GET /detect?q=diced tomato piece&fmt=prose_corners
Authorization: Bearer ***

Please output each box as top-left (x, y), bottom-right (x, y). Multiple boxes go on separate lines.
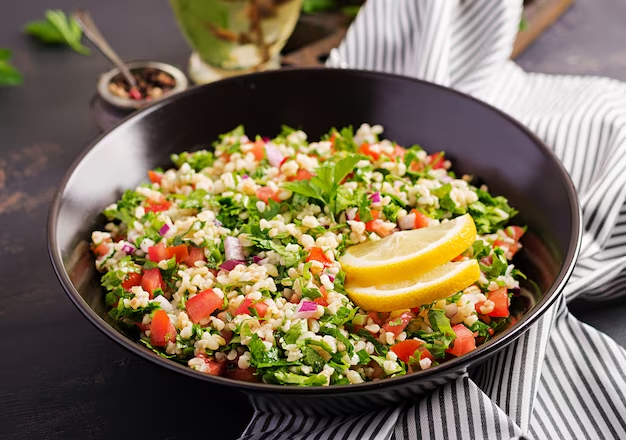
top-left (428, 152), bottom-right (445, 169)
top-left (329, 132), bottom-right (337, 149)
top-left (144, 200), bottom-right (172, 213)
top-left (166, 244), bottom-right (189, 263)
top-left (148, 242), bottom-right (168, 262)
top-left (367, 220), bottom-right (393, 237)
top-left (306, 247), bottom-right (333, 268)
top-left (196, 354), bottom-right (226, 376)
top-left (121, 272), bottom-right (142, 290)
top-left (141, 268), bottom-right (164, 299)
top-left (418, 347), bottom-right (435, 362)
top-left (390, 145), bottom-right (406, 159)
top-left (410, 160), bottom-right (425, 172)
top-left (149, 310), bottom-right (176, 347)
top-left (256, 187), bottom-right (281, 204)
top-left (148, 170), bottom-right (162, 184)
top-left (493, 240), bottom-right (522, 258)
top-left (314, 285), bottom-right (329, 306)
top-left (93, 242), bottom-right (111, 258)
top-left (487, 287), bottom-right (510, 318)
top-left (288, 169), bottom-right (314, 181)
top-left (382, 311), bottom-right (414, 337)
top-left (505, 226), bottom-right (525, 241)
top-left (186, 289), bottom-right (223, 323)
top-left (367, 311), bottom-right (390, 326)
top-left (358, 143), bottom-right (380, 161)
top-left (452, 254), bottom-right (467, 262)
top-left (446, 324), bottom-right (476, 357)
top-left (391, 339), bottom-right (422, 364)
top-left (183, 246), bottom-right (206, 267)
top-left (355, 209), bottom-right (378, 222)
top-left (411, 209), bottom-right (430, 229)
top-left (235, 297), bottom-right (268, 317)
top-left (250, 140), bottom-right (265, 161)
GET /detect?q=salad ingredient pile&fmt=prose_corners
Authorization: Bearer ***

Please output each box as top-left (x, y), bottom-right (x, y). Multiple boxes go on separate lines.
top-left (91, 124), bottom-right (526, 386)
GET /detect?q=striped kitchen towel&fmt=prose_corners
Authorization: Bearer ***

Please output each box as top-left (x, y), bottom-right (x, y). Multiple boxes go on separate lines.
top-left (240, 1), bottom-right (626, 439)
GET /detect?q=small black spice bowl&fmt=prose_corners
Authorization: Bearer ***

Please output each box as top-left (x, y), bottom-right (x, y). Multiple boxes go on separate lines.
top-left (97, 60), bottom-right (189, 111)
top-left (92, 60), bottom-right (189, 131)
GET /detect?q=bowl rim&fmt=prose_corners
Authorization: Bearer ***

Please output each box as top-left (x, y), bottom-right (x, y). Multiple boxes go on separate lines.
top-left (48, 66), bottom-right (582, 395)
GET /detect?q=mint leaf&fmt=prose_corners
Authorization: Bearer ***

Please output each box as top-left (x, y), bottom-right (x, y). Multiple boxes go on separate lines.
top-left (0, 49), bottom-right (23, 86)
top-left (25, 10), bottom-right (90, 55)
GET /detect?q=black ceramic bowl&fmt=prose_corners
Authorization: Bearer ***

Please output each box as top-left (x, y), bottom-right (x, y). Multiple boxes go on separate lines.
top-left (48, 68), bottom-right (580, 415)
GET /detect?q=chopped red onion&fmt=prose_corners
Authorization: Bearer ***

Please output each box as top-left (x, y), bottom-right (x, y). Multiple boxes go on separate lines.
top-left (369, 192), bottom-right (381, 203)
top-left (265, 143), bottom-right (284, 167)
top-left (293, 301), bottom-right (318, 319)
top-left (253, 255), bottom-right (263, 264)
top-left (159, 224), bottom-right (170, 236)
top-left (121, 243), bottom-right (135, 254)
top-left (398, 213), bottom-right (416, 230)
top-left (262, 136), bottom-right (270, 143)
top-left (219, 259), bottom-right (245, 271)
top-left (441, 175), bottom-right (454, 183)
top-left (327, 274), bottom-right (335, 282)
top-left (224, 236), bottom-right (244, 261)
top-left (242, 174), bottom-right (249, 179)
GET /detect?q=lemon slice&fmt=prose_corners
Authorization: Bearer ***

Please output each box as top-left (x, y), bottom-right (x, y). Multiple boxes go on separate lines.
top-left (345, 259), bottom-right (480, 312)
top-left (340, 213), bottom-right (477, 286)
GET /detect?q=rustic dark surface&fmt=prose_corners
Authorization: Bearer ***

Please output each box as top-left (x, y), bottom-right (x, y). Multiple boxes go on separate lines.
top-left (1, 0), bottom-right (625, 439)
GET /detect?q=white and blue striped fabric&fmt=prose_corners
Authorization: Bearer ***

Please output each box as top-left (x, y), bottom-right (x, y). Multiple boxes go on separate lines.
top-left (240, 1), bottom-right (626, 438)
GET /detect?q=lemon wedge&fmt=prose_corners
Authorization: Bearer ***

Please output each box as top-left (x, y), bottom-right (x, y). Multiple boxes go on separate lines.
top-left (345, 259), bottom-right (480, 312)
top-left (339, 213), bottom-right (477, 286)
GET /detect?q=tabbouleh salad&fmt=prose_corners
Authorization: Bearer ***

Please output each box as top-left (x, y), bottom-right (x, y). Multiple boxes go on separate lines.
top-left (91, 124), bottom-right (526, 386)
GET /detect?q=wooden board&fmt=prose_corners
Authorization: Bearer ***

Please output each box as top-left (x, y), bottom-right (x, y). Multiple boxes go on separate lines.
top-left (282, 0), bottom-right (575, 67)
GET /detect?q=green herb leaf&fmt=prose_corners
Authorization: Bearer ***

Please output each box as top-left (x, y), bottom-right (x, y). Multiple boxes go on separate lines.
top-left (302, 346), bottom-right (325, 373)
top-left (0, 49), bottom-right (23, 86)
top-left (357, 329), bottom-right (388, 355)
top-left (103, 189), bottom-right (145, 226)
top-left (25, 10), bottom-right (90, 55)
top-left (264, 369), bottom-right (328, 386)
top-left (171, 150), bottom-right (215, 171)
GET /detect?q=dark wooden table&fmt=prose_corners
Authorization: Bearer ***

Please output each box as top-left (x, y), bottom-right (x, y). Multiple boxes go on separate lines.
top-left (2, 1), bottom-right (625, 439)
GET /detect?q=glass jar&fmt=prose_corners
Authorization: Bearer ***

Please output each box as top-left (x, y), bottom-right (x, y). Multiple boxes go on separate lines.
top-left (170, 0), bottom-right (303, 83)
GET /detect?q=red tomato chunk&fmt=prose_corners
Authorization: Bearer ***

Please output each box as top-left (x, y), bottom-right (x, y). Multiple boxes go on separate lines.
top-left (306, 247), bottom-right (333, 268)
top-left (235, 298), bottom-right (268, 317)
top-left (186, 289), bottom-right (222, 323)
top-left (150, 310), bottom-right (176, 347)
top-left (141, 268), bottom-right (164, 299)
top-left (382, 311), bottom-right (414, 337)
top-left (446, 324), bottom-right (476, 357)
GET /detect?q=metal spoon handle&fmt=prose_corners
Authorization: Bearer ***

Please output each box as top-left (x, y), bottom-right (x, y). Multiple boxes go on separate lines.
top-left (72, 9), bottom-right (138, 90)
